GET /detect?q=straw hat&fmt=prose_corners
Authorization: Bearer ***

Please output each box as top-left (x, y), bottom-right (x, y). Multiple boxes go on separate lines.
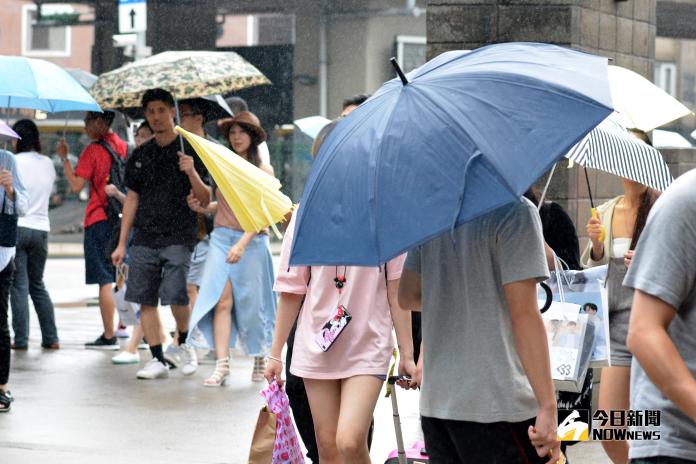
top-left (219, 111), bottom-right (266, 143)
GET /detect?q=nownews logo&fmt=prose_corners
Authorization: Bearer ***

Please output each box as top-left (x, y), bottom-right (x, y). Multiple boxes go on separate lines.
top-left (558, 409), bottom-right (661, 442)
top-left (592, 409), bottom-right (661, 441)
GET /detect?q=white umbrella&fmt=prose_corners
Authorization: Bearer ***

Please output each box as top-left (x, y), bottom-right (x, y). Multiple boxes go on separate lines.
top-left (653, 129), bottom-right (692, 149)
top-left (609, 65), bottom-right (692, 132)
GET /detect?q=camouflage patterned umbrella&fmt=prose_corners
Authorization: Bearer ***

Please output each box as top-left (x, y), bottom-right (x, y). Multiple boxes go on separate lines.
top-left (90, 51), bottom-right (270, 109)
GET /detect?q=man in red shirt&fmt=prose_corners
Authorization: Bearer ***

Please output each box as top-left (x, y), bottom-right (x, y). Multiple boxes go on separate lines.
top-left (57, 111), bottom-right (127, 350)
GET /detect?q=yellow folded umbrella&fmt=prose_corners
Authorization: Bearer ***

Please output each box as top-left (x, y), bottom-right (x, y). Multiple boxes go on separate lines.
top-left (175, 126), bottom-right (293, 238)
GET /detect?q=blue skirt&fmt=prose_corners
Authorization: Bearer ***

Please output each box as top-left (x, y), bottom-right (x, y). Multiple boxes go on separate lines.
top-left (188, 227), bottom-right (276, 356)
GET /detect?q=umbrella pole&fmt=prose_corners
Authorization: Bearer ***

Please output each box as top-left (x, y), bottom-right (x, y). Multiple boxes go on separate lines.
top-left (63, 113), bottom-right (69, 140)
top-left (583, 166), bottom-right (595, 209)
top-left (174, 99), bottom-right (185, 152)
top-left (537, 163), bottom-right (557, 210)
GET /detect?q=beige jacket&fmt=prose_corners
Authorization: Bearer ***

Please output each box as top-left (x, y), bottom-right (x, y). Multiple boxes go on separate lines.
top-left (580, 196), bottom-right (623, 268)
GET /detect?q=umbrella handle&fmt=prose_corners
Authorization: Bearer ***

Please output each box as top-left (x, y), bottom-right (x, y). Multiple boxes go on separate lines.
top-left (591, 208), bottom-right (606, 243)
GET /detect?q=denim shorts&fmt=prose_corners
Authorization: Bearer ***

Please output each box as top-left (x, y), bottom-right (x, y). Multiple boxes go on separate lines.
top-left (186, 237), bottom-right (209, 287)
top-left (84, 220), bottom-right (115, 286)
top-left (125, 245), bottom-right (192, 307)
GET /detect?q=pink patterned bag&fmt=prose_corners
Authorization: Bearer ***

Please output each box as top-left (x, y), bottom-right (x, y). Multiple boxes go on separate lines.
top-left (260, 381), bottom-right (304, 464)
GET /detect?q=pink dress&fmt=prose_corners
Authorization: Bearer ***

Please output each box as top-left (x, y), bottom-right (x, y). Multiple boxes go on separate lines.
top-left (274, 214), bottom-right (405, 379)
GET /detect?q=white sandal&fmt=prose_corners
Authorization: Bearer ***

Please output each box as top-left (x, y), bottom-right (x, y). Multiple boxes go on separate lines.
top-left (252, 356), bottom-right (266, 382)
top-left (203, 359), bottom-right (230, 387)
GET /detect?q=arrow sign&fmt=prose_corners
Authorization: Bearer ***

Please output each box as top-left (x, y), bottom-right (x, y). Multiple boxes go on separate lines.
top-left (118, 0), bottom-right (146, 34)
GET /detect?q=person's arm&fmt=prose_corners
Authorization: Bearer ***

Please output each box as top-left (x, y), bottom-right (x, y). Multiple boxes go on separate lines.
top-left (111, 190), bottom-right (139, 266)
top-left (398, 269), bottom-right (422, 311)
top-left (56, 140), bottom-right (87, 193)
top-left (544, 242), bottom-right (556, 270)
top-left (0, 157), bottom-right (28, 216)
top-left (226, 231), bottom-right (256, 263)
top-left (627, 290), bottom-right (696, 422)
top-left (387, 278), bottom-right (418, 387)
top-left (187, 191), bottom-right (217, 215)
top-left (504, 278), bottom-right (560, 462)
top-left (105, 184), bottom-right (126, 204)
top-left (178, 152), bottom-right (210, 207)
top-left (264, 292), bottom-right (305, 386)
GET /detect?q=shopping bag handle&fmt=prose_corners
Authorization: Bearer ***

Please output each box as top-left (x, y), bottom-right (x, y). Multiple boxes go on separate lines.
top-left (539, 281), bottom-right (553, 314)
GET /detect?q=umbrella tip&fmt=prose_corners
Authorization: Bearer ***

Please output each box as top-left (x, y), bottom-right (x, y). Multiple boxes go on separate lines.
top-left (390, 57), bottom-right (409, 86)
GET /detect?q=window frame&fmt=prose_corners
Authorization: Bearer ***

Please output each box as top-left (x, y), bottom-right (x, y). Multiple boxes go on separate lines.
top-left (395, 35), bottom-right (427, 74)
top-left (21, 3), bottom-right (73, 58)
top-left (654, 62), bottom-right (678, 98)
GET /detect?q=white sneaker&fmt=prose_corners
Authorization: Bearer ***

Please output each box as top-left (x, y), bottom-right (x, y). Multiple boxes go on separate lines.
top-left (136, 358), bottom-right (169, 379)
top-left (179, 344), bottom-right (198, 376)
top-left (112, 351), bottom-right (140, 365)
top-left (163, 344), bottom-right (180, 369)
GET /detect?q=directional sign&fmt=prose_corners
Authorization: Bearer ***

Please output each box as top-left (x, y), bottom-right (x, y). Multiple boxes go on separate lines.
top-left (118, 0), bottom-right (147, 34)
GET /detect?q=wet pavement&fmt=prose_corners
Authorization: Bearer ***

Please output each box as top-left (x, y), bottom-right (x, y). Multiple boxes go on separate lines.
top-left (0, 258), bottom-right (609, 463)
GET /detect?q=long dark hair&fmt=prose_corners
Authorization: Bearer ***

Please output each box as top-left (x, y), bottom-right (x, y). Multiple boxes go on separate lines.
top-left (631, 188), bottom-right (660, 249)
top-left (12, 119), bottom-right (42, 153)
top-left (230, 123), bottom-right (262, 167)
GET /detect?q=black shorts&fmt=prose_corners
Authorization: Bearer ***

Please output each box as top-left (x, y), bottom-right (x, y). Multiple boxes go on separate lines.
top-left (125, 245), bottom-right (192, 307)
top-left (421, 415), bottom-right (549, 464)
top-left (84, 220), bottom-right (115, 286)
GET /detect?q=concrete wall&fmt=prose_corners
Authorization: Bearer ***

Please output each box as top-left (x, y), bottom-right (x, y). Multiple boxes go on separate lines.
top-left (426, 0), bottom-right (663, 239)
top-left (427, 0), bottom-right (656, 77)
top-left (294, 0), bottom-right (426, 119)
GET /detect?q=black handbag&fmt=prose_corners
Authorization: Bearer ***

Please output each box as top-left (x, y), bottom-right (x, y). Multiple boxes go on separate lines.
top-left (0, 193), bottom-right (18, 247)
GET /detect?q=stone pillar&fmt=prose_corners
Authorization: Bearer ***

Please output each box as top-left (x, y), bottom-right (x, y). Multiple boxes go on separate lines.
top-left (426, 0), bottom-right (657, 239)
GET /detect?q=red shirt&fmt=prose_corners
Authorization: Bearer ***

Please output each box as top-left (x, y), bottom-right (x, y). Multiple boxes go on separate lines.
top-left (74, 132), bottom-right (128, 227)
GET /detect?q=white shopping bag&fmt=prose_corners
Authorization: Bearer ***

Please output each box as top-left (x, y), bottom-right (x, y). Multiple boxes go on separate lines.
top-left (542, 257), bottom-right (611, 367)
top-left (114, 265), bottom-right (140, 326)
top-left (541, 303), bottom-right (594, 392)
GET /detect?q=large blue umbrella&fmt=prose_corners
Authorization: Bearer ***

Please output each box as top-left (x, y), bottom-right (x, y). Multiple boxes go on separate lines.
top-left (290, 42), bottom-right (614, 266)
top-left (0, 56), bottom-right (101, 112)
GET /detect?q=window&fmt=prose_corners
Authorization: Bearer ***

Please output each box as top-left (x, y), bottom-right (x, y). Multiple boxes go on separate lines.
top-left (395, 35), bottom-right (426, 74)
top-left (654, 62), bottom-right (677, 97)
top-left (22, 4), bottom-right (72, 57)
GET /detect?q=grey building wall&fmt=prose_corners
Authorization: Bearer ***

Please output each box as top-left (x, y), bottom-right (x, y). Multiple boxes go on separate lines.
top-left (426, 0), bottom-right (660, 238)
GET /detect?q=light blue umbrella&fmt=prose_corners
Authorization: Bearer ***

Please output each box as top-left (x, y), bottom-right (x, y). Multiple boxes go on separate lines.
top-left (0, 56), bottom-right (101, 112)
top-left (289, 42), bottom-right (614, 266)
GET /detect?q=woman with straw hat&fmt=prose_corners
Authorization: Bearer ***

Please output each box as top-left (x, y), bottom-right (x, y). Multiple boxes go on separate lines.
top-left (187, 111), bottom-right (277, 385)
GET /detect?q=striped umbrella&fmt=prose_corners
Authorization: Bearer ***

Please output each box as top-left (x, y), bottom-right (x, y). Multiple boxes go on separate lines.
top-left (566, 115), bottom-right (673, 192)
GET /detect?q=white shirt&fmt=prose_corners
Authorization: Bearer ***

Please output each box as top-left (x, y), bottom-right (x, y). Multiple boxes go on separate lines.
top-left (258, 141), bottom-right (270, 165)
top-left (15, 151), bottom-right (55, 232)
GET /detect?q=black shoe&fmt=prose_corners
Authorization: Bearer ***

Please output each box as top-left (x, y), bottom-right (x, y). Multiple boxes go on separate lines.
top-left (85, 334), bottom-right (119, 351)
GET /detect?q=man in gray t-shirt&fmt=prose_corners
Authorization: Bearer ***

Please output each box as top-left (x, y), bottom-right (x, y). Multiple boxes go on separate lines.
top-left (624, 169), bottom-right (696, 464)
top-left (399, 198), bottom-right (559, 463)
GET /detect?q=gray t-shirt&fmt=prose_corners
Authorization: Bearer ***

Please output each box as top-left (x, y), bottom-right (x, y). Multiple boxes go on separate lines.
top-left (624, 169), bottom-right (696, 461)
top-left (405, 198), bottom-right (549, 422)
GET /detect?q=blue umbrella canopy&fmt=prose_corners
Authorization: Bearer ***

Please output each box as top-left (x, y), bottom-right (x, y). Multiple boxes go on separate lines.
top-left (0, 56), bottom-right (101, 112)
top-left (290, 42), bottom-right (614, 266)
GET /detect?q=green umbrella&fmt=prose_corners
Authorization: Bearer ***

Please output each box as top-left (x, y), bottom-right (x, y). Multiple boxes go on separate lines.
top-left (90, 51), bottom-right (270, 109)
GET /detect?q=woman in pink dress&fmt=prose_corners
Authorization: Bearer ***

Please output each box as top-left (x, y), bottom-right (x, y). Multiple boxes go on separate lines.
top-left (264, 210), bottom-right (417, 463)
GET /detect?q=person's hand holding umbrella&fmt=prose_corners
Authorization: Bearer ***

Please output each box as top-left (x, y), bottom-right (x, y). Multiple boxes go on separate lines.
top-left (587, 214), bottom-right (605, 261)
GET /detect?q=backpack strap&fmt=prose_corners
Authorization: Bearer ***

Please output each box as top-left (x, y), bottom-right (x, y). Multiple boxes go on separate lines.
top-left (93, 140), bottom-right (123, 164)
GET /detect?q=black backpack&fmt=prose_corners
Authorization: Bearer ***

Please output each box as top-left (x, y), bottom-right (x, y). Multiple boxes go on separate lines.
top-left (92, 140), bottom-right (128, 256)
